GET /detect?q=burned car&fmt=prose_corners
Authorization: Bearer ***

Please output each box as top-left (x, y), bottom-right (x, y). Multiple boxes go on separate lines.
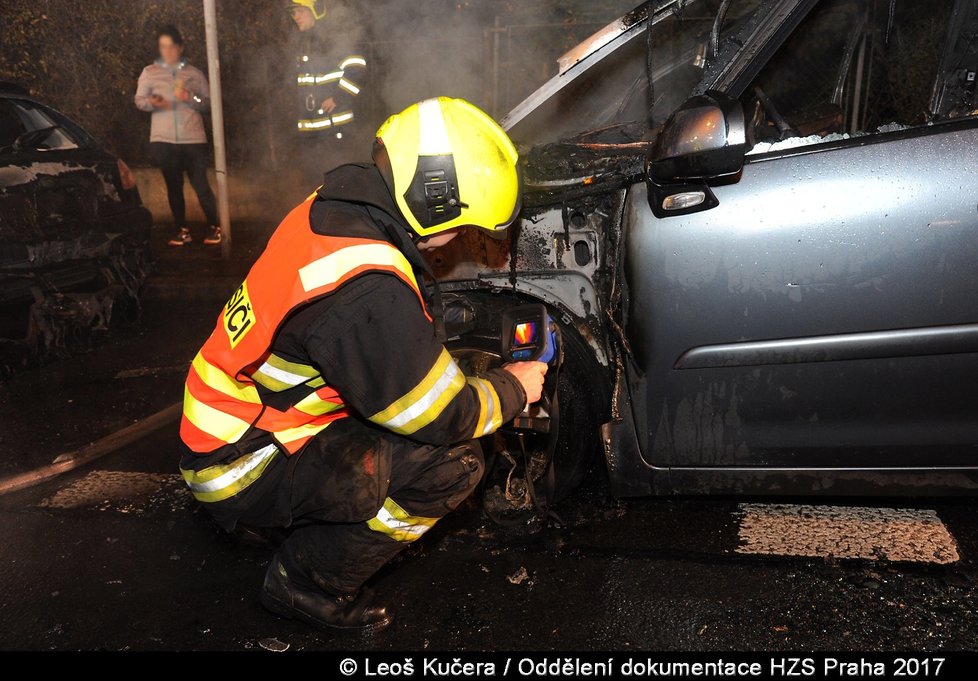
top-left (0, 82), bottom-right (152, 372)
top-left (435, 0), bottom-right (978, 508)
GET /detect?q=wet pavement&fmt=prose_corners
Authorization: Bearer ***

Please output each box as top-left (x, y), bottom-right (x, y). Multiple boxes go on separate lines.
top-left (2, 399), bottom-right (978, 651)
top-left (2, 231), bottom-right (978, 652)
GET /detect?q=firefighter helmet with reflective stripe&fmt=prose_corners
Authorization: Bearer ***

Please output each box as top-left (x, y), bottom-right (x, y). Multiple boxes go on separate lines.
top-left (373, 97), bottom-right (521, 239)
top-left (288, 0), bottom-right (326, 21)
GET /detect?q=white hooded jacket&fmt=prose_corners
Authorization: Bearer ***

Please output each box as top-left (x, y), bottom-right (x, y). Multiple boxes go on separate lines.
top-left (134, 60), bottom-right (210, 144)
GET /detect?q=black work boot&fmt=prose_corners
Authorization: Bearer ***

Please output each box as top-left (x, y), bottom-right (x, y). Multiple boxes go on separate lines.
top-left (259, 556), bottom-right (392, 634)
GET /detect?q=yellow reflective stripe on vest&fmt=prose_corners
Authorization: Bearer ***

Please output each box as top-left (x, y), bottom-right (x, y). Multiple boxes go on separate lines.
top-left (298, 243), bottom-right (418, 293)
top-left (251, 353), bottom-right (320, 392)
top-left (180, 444), bottom-right (278, 503)
top-left (274, 420), bottom-right (334, 447)
top-left (267, 353), bottom-right (319, 378)
top-left (292, 391), bottom-right (345, 417)
top-left (467, 377), bottom-right (503, 438)
top-left (251, 368), bottom-right (297, 392)
top-left (366, 497), bottom-right (438, 542)
top-left (192, 353), bottom-right (260, 404)
top-left (370, 348), bottom-right (466, 435)
top-left (183, 385), bottom-right (252, 444)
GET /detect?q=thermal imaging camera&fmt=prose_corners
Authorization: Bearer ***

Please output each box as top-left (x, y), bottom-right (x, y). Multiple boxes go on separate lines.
top-left (501, 304), bottom-right (558, 365)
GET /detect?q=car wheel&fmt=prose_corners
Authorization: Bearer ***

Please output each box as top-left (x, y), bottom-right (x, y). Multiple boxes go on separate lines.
top-left (448, 305), bottom-right (609, 520)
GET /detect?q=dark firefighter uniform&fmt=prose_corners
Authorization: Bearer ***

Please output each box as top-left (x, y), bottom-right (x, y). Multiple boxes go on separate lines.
top-left (295, 43), bottom-right (367, 137)
top-left (178, 165), bottom-right (524, 593)
top-left (294, 27), bottom-right (366, 137)
top-left (179, 96), bottom-right (524, 633)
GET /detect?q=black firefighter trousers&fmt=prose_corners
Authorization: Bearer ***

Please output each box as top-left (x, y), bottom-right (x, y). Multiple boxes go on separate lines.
top-left (203, 418), bottom-right (484, 595)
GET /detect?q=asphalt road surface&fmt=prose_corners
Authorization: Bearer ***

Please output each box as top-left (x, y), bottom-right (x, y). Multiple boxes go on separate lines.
top-left (2, 420), bottom-right (978, 651)
top-left (1, 291), bottom-right (977, 651)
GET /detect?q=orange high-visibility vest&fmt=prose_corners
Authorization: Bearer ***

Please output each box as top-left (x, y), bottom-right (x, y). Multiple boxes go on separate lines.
top-left (180, 195), bottom-right (429, 455)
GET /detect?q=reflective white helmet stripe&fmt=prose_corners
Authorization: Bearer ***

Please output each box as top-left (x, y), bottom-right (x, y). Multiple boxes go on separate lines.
top-left (416, 98), bottom-right (452, 155)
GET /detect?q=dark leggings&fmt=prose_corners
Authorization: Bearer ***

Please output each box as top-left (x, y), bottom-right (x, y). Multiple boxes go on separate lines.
top-left (150, 142), bottom-right (218, 227)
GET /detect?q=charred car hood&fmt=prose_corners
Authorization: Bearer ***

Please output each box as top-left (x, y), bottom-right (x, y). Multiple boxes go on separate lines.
top-left (521, 122), bottom-right (653, 210)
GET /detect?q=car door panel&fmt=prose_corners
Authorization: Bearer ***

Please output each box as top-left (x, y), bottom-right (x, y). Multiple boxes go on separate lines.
top-left (624, 122), bottom-right (978, 468)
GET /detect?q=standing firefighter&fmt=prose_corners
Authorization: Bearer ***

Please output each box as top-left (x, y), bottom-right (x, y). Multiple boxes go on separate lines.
top-left (178, 97), bottom-right (546, 633)
top-left (288, 0), bottom-right (367, 148)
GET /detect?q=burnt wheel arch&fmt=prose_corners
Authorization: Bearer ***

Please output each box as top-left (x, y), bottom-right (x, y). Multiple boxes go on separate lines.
top-left (444, 290), bottom-right (612, 504)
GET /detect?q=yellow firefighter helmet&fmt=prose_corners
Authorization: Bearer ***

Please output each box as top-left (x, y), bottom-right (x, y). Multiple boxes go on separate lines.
top-left (373, 97), bottom-right (521, 239)
top-left (288, 0), bottom-right (326, 21)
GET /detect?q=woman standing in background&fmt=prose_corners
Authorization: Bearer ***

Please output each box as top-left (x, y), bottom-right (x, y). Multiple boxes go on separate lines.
top-left (135, 25), bottom-right (221, 247)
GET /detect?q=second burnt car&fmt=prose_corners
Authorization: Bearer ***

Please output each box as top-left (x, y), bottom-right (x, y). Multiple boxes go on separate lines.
top-left (0, 83), bottom-right (152, 372)
top-left (433, 0), bottom-right (978, 509)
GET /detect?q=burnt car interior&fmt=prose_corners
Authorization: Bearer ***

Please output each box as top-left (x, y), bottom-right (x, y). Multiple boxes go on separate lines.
top-left (745, 0), bottom-right (971, 149)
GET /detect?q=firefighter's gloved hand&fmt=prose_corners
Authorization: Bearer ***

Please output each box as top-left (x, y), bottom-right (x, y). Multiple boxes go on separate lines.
top-left (502, 361), bottom-right (548, 406)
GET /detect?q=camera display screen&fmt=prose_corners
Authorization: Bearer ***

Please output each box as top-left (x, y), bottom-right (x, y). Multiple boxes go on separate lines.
top-left (512, 321), bottom-right (539, 348)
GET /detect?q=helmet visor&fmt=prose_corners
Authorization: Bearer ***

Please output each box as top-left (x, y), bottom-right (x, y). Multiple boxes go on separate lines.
top-left (483, 165), bottom-right (523, 240)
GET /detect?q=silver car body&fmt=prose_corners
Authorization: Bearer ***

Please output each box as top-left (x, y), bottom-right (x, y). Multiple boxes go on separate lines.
top-left (435, 0), bottom-right (978, 496)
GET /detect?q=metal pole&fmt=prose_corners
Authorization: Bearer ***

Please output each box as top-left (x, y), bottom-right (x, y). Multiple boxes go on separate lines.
top-left (262, 59), bottom-right (279, 171)
top-left (203, 0), bottom-right (232, 258)
top-left (491, 16), bottom-right (501, 118)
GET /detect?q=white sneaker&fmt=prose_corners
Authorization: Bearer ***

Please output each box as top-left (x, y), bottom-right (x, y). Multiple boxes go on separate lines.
top-left (203, 226), bottom-right (222, 246)
top-left (168, 228), bottom-right (192, 247)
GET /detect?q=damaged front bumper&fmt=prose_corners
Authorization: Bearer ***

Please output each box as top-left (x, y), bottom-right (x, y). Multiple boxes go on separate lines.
top-left (0, 207), bottom-right (153, 372)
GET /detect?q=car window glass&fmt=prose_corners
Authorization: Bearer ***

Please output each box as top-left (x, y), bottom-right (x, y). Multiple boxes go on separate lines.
top-left (745, 0), bottom-right (955, 155)
top-left (0, 100), bottom-right (28, 150)
top-left (744, 0), bottom-right (861, 153)
top-left (931, 1), bottom-right (978, 120)
top-left (862, 1), bottom-right (954, 130)
top-left (8, 99), bottom-right (80, 151)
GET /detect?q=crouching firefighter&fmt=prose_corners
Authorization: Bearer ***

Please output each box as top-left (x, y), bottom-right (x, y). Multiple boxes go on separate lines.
top-left (178, 97), bottom-right (547, 633)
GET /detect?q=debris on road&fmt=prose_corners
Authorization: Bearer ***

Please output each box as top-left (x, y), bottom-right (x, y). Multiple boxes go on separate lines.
top-left (37, 470), bottom-right (187, 514)
top-left (258, 637), bottom-right (290, 653)
top-left (736, 504), bottom-right (960, 564)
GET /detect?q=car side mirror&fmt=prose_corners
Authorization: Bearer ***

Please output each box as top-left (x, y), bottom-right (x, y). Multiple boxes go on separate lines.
top-left (646, 92), bottom-right (746, 218)
top-left (11, 126), bottom-right (59, 153)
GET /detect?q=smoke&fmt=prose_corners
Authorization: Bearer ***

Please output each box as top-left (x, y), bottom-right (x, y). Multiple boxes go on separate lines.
top-left (360, 1), bottom-right (498, 114)
top-left (227, 0), bottom-right (639, 204)
top-left (0, 0), bottom-right (639, 218)
top-left (356, 0), bottom-right (639, 119)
